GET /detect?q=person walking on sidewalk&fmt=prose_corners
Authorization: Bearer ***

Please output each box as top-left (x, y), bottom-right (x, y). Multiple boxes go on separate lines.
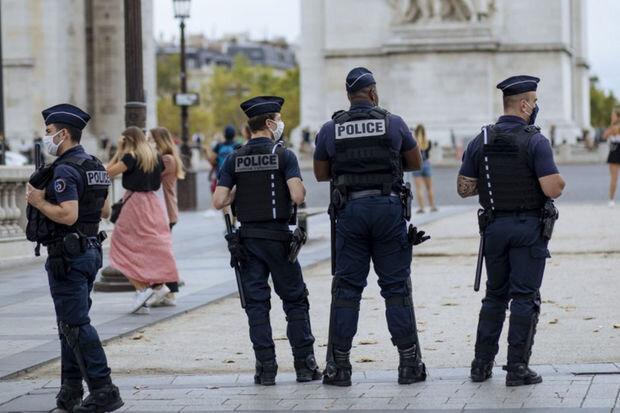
top-left (147, 126), bottom-right (185, 306)
top-left (213, 96), bottom-right (321, 386)
top-left (26, 104), bottom-right (123, 413)
top-left (106, 126), bottom-right (180, 314)
top-left (457, 75), bottom-right (565, 386)
top-left (209, 125), bottom-right (241, 226)
top-left (410, 124), bottom-right (438, 213)
top-left (603, 107), bottom-right (620, 207)
top-left (314, 67), bottom-right (428, 387)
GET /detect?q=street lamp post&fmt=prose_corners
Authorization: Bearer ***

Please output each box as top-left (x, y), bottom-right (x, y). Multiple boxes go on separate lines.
top-left (173, 0), bottom-right (197, 210)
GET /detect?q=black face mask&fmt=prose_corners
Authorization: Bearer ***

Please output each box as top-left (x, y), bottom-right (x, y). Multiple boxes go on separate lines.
top-left (528, 104), bottom-right (539, 125)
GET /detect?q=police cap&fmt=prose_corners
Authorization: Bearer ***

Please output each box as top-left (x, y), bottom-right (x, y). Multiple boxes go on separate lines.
top-left (346, 67), bottom-right (376, 93)
top-left (496, 75), bottom-right (540, 96)
top-left (42, 103), bottom-right (91, 130)
top-left (240, 96), bottom-right (284, 118)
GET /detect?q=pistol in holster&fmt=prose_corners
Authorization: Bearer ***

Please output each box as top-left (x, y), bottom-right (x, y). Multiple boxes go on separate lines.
top-left (287, 227), bottom-right (307, 263)
top-left (541, 199), bottom-right (559, 240)
top-left (401, 182), bottom-right (413, 221)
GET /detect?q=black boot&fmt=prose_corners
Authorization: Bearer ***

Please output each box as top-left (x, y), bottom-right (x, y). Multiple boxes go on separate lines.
top-left (503, 363), bottom-right (543, 386)
top-left (73, 380), bottom-right (123, 413)
top-left (397, 345), bottom-right (426, 384)
top-left (322, 348), bottom-right (352, 387)
top-left (470, 358), bottom-right (494, 382)
top-left (51, 379), bottom-right (83, 413)
top-left (294, 354), bottom-right (321, 382)
top-left (254, 359), bottom-right (278, 386)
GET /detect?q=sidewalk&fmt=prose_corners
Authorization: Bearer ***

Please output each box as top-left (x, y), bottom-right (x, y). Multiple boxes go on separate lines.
top-left (0, 206), bottom-right (470, 379)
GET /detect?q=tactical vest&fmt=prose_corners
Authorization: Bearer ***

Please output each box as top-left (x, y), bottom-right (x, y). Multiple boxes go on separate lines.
top-left (330, 107), bottom-right (403, 195)
top-left (232, 142), bottom-right (294, 223)
top-left (477, 125), bottom-right (546, 211)
top-left (26, 154), bottom-right (110, 247)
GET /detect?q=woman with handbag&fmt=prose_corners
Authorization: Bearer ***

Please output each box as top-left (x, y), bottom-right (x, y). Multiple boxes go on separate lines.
top-left (106, 126), bottom-right (179, 313)
top-left (146, 126), bottom-right (185, 306)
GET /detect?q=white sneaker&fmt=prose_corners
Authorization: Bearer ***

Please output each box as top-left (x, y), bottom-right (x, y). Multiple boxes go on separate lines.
top-left (203, 209), bottom-right (219, 218)
top-left (147, 285), bottom-right (170, 307)
top-left (135, 305), bottom-right (150, 314)
top-left (131, 288), bottom-right (155, 313)
top-left (161, 295), bottom-right (177, 306)
top-left (609, 200), bottom-right (616, 208)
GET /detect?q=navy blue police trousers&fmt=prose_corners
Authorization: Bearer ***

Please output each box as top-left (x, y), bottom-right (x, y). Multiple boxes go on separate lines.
top-left (331, 196), bottom-right (416, 350)
top-left (46, 248), bottom-right (111, 382)
top-left (240, 236), bottom-right (315, 362)
top-left (475, 214), bottom-right (550, 364)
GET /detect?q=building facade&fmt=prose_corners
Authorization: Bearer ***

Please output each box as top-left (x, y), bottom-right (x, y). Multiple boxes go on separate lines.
top-left (1, 0), bottom-right (157, 154)
top-left (299, 0), bottom-right (590, 145)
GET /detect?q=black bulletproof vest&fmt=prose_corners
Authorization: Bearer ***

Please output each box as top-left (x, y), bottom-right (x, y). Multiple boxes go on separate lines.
top-left (477, 125), bottom-right (546, 211)
top-left (26, 154), bottom-right (110, 245)
top-left (330, 107), bottom-right (403, 195)
top-left (233, 142), bottom-right (293, 223)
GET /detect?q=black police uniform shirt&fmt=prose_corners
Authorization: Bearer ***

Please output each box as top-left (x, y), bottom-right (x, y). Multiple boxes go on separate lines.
top-left (217, 137), bottom-right (302, 230)
top-left (47, 146), bottom-right (91, 206)
top-left (314, 102), bottom-right (418, 162)
top-left (121, 153), bottom-right (165, 192)
top-left (459, 115), bottom-right (559, 179)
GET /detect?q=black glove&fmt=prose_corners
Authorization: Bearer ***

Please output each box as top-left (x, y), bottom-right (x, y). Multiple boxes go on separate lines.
top-left (408, 225), bottom-right (431, 246)
top-left (225, 233), bottom-right (249, 265)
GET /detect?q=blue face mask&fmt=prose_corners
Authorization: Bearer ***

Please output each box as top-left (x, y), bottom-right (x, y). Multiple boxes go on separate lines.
top-left (525, 102), bottom-right (539, 125)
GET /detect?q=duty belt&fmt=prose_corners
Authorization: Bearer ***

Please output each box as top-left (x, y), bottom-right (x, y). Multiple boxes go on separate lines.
top-left (348, 189), bottom-right (400, 200)
top-left (238, 227), bottom-right (292, 241)
top-left (492, 210), bottom-right (541, 218)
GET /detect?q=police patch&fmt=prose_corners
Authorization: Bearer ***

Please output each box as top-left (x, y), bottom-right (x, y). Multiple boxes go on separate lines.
top-left (54, 178), bottom-right (66, 193)
top-left (235, 154), bottom-right (279, 172)
top-left (86, 170), bottom-right (111, 186)
top-left (335, 119), bottom-right (386, 139)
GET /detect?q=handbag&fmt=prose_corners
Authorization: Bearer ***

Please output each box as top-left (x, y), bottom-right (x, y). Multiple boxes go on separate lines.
top-left (110, 192), bottom-right (134, 223)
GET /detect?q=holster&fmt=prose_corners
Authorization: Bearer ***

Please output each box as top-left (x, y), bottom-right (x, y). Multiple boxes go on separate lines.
top-left (287, 227), bottom-right (307, 263)
top-left (400, 182), bottom-right (413, 221)
top-left (541, 199), bottom-right (558, 240)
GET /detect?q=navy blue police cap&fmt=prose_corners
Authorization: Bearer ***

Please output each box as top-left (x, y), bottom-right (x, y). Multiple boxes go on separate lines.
top-left (42, 103), bottom-right (91, 130)
top-left (240, 96), bottom-right (285, 118)
top-left (496, 75), bottom-right (540, 96)
top-left (346, 67), bottom-right (376, 93)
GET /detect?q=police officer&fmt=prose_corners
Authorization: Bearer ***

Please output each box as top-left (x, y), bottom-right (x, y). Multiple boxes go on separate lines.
top-left (457, 76), bottom-right (565, 386)
top-left (26, 104), bottom-right (123, 412)
top-left (314, 67), bottom-right (428, 386)
top-left (213, 96), bottom-right (320, 385)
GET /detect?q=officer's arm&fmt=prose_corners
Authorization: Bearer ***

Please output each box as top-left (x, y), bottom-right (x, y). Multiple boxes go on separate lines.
top-left (402, 147), bottom-right (423, 172)
top-left (213, 186), bottom-right (235, 209)
top-left (27, 183), bottom-right (79, 225)
top-left (101, 196), bottom-right (111, 219)
top-left (313, 160), bottom-right (330, 181)
top-left (286, 178), bottom-right (306, 205)
top-left (539, 174), bottom-right (565, 199)
top-left (457, 175), bottom-right (478, 198)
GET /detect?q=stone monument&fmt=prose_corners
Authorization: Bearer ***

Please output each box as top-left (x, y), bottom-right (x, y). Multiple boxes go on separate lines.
top-left (299, 0), bottom-right (589, 145)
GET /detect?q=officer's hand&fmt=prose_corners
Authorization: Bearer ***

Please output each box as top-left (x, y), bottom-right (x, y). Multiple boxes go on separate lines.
top-left (408, 226), bottom-right (431, 246)
top-left (225, 233), bottom-right (249, 262)
top-left (26, 183), bottom-right (45, 208)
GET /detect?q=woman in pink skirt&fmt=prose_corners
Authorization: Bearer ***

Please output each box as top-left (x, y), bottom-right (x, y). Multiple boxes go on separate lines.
top-left (106, 126), bottom-right (179, 313)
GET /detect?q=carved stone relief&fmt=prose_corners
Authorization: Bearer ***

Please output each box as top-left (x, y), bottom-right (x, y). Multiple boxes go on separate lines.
top-left (388, 0), bottom-right (495, 24)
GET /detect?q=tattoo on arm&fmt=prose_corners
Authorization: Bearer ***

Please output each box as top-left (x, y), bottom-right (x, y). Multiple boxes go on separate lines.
top-left (457, 175), bottom-right (479, 198)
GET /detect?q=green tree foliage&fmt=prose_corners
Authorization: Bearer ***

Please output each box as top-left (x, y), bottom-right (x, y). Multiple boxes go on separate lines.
top-left (590, 77), bottom-right (619, 128)
top-left (156, 53), bottom-right (300, 142)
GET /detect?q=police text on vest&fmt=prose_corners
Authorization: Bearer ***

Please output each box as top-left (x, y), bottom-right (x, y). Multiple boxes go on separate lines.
top-left (335, 119), bottom-right (386, 139)
top-left (235, 154), bottom-right (279, 172)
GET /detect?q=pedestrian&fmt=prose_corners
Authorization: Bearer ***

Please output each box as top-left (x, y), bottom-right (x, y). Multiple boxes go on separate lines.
top-left (410, 124), bottom-right (438, 213)
top-left (147, 126), bottom-right (185, 306)
top-left (213, 96), bottom-right (321, 385)
top-left (209, 125), bottom-right (241, 225)
top-left (457, 75), bottom-right (565, 386)
top-left (313, 67), bottom-right (429, 387)
top-left (25, 104), bottom-right (123, 413)
top-left (106, 126), bottom-right (180, 314)
top-left (603, 107), bottom-right (620, 207)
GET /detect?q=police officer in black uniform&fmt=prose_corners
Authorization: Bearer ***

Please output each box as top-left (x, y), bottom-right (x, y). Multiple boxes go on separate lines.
top-left (314, 67), bottom-right (429, 386)
top-left (457, 76), bottom-right (565, 386)
top-left (213, 96), bottom-right (320, 385)
top-left (26, 104), bottom-right (123, 412)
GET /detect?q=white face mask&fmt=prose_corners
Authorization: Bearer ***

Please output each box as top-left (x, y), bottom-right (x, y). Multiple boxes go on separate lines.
top-left (43, 129), bottom-right (64, 156)
top-left (269, 120), bottom-right (285, 140)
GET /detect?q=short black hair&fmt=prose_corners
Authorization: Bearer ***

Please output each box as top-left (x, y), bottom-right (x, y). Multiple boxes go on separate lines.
top-left (247, 112), bottom-right (276, 133)
top-left (53, 123), bottom-right (82, 143)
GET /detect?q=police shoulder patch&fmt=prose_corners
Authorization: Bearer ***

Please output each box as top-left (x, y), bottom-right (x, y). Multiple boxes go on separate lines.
top-left (54, 178), bottom-right (66, 193)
